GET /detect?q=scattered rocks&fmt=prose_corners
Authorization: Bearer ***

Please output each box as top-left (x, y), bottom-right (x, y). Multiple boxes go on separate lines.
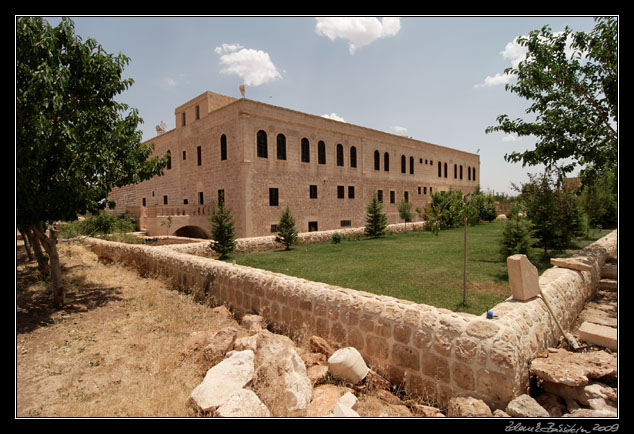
top-left (529, 348), bottom-right (617, 387)
top-left (505, 394), bottom-right (550, 418)
top-left (447, 396), bottom-right (493, 417)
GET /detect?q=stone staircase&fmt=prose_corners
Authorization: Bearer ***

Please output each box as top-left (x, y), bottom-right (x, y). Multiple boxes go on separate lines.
top-left (572, 256), bottom-right (618, 351)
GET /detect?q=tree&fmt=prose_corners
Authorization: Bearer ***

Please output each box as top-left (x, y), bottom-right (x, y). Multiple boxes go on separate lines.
top-left (485, 17), bottom-right (617, 186)
top-left (426, 190), bottom-right (479, 308)
top-left (17, 17), bottom-right (168, 308)
top-left (210, 201), bottom-right (237, 259)
top-left (500, 215), bottom-right (534, 259)
top-left (275, 206), bottom-right (298, 250)
top-left (364, 193), bottom-right (388, 238)
top-left (518, 171), bottom-right (585, 257)
top-left (397, 200), bottom-right (414, 230)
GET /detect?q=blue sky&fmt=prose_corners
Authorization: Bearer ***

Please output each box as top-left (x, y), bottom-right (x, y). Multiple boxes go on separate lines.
top-left (42, 16), bottom-right (600, 195)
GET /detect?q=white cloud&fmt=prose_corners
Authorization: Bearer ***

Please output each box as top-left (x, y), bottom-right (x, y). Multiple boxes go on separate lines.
top-left (391, 125), bottom-right (408, 135)
top-left (315, 17), bottom-right (401, 54)
top-left (215, 43), bottom-right (282, 87)
top-left (501, 134), bottom-right (519, 142)
top-left (474, 72), bottom-right (512, 88)
top-left (322, 113), bottom-right (346, 122)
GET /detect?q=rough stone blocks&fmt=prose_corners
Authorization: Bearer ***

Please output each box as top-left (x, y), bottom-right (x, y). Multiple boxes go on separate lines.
top-left (507, 254), bottom-right (541, 301)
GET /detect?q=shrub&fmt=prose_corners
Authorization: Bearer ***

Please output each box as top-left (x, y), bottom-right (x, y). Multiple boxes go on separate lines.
top-left (275, 206), bottom-right (299, 250)
top-left (331, 232), bottom-right (342, 244)
top-left (500, 216), bottom-right (534, 259)
top-left (209, 201), bottom-right (237, 259)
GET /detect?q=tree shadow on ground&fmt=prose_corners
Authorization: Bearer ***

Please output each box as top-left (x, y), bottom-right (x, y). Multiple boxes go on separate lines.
top-left (16, 250), bottom-right (124, 334)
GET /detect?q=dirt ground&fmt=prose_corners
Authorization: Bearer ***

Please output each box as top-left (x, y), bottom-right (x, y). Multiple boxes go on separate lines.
top-left (16, 241), bottom-right (417, 418)
top-left (16, 241), bottom-right (243, 417)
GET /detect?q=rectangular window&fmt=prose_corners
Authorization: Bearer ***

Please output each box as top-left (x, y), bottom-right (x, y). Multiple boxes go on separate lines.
top-left (184, 199), bottom-right (188, 205)
top-left (163, 195), bottom-right (168, 205)
top-left (423, 186), bottom-right (427, 195)
top-left (271, 224), bottom-right (278, 233)
top-left (183, 151), bottom-right (187, 160)
top-left (142, 198), bottom-right (146, 207)
top-left (218, 189), bottom-right (225, 205)
top-left (197, 146), bottom-right (202, 166)
top-left (182, 112), bottom-right (186, 127)
top-left (404, 191), bottom-right (409, 202)
top-left (337, 185), bottom-right (345, 199)
top-left (269, 188), bottom-right (279, 206)
top-left (310, 185), bottom-right (318, 199)
top-left (348, 186), bottom-right (355, 199)
top-left (377, 190), bottom-right (383, 203)
top-left (195, 105), bottom-right (200, 120)
top-left (418, 186), bottom-right (422, 195)
top-left (340, 220), bottom-right (352, 227)
top-left (198, 192), bottom-right (204, 205)
top-left (308, 221), bottom-right (318, 232)
top-left (390, 191), bottom-right (395, 204)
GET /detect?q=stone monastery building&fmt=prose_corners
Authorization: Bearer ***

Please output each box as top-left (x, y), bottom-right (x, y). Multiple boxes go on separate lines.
top-left (109, 91), bottom-right (480, 239)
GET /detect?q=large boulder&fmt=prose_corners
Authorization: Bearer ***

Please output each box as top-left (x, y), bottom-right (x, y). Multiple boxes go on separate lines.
top-left (447, 396), bottom-right (493, 417)
top-left (187, 350), bottom-right (255, 413)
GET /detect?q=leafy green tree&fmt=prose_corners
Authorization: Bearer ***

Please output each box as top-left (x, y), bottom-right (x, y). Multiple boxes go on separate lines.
top-left (275, 206), bottom-right (299, 250)
top-left (500, 215), bottom-right (534, 259)
top-left (579, 170), bottom-right (617, 234)
top-left (210, 201), bottom-right (237, 259)
top-left (364, 193), bottom-right (388, 238)
top-left (485, 17), bottom-right (617, 186)
top-left (519, 172), bottom-right (586, 257)
top-left (397, 200), bottom-right (414, 229)
top-left (17, 17), bottom-right (168, 308)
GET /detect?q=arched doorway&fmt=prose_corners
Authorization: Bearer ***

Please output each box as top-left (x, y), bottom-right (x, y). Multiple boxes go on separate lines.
top-left (173, 226), bottom-right (210, 239)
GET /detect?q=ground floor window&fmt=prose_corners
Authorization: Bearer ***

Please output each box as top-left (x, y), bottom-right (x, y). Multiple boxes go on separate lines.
top-left (308, 221), bottom-right (318, 232)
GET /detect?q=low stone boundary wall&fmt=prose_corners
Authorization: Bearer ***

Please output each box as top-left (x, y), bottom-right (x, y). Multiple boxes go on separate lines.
top-left (167, 221), bottom-right (427, 256)
top-left (84, 229), bottom-right (617, 410)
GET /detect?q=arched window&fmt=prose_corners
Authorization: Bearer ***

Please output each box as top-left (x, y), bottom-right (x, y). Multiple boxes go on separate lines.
top-left (257, 130), bottom-right (268, 158)
top-left (318, 140), bottom-right (326, 164)
top-left (468, 167), bottom-right (471, 180)
top-left (401, 155), bottom-right (406, 173)
top-left (166, 150), bottom-right (172, 170)
top-left (444, 162), bottom-right (448, 178)
top-left (337, 144), bottom-right (344, 167)
top-left (277, 134), bottom-right (286, 160)
top-left (374, 150), bottom-right (380, 170)
top-left (409, 156), bottom-right (414, 175)
top-left (384, 152), bottom-right (389, 171)
top-left (220, 134), bottom-right (227, 161)
top-left (472, 167), bottom-right (476, 181)
top-left (460, 165), bottom-right (463, 179)
top-left (301, 138), bottom-right (310, 163)
top-left (438, 161), bottom-right (442, 177)
top-left (350, 146), bottom-right (357, 168)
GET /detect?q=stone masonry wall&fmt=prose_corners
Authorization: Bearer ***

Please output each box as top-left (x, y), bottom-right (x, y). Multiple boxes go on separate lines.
top-left (84, 229), bottom-right (617, 410)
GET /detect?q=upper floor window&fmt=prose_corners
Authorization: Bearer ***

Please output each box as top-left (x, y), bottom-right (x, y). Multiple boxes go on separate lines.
top-left (350, 146), bottom-right (357, 168)
top-left (220, 134), bottom-right (227, 161)
top-left (374, 150), bottom-right (380, 171)
top-left (197, 145), bottom-right (202, 166)
top-left (318, 140), bottom-right (326, 164)
top-left (472, 167), bottom-right (477, 181)
top-left (166, 150), bottom-right (172, 170)
top-left (257, 130), bottom-right (268, 158)
top-left (384, 152), bottom-right (390, 172)
top-left (195, 105), bottom-right (200, 120)
top-left (401, 155), bottom-right (406, 173)
top-left (301, 138), bottom-right (310, 163)
top-left (336, 144), bottom-right (344, 167)
top-left (444, 162), bottom-right (448, 178)
top-left (437, 161), bottom-right (442, 177)
top-left (409, 156), bottom-right (414, 175)
top-left (182, 112), bottom-right (186, 127)
top-left (277, 134), bottom-right (286, 160)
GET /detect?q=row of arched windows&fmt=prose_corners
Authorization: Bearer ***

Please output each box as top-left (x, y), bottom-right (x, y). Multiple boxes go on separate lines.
top-left (257, 130), bottom-right (358, 168)
top-left (372, 151), bottom-right (417, 175)
top-left (436, 161), bottom-right (477, 181)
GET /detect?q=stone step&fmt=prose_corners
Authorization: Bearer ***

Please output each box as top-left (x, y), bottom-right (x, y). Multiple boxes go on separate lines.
top-left (601, 263), bottom-right (617, 280)
top-left (578, 322), bottom-right (617, 351)
top-left (598, 279), bottom-right (617, 292)
top-left (578, 309), bottom-right (618, 328)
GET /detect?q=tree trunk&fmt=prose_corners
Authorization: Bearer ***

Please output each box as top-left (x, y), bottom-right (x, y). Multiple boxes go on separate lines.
top-left (18, 225), bottom-right (34, 261)
top-left (463, 217), bottom-right (467, 306)
top-left (25, 225), bottom-right (50, 280)
top-left (32, 223), bottom-right (65, 309)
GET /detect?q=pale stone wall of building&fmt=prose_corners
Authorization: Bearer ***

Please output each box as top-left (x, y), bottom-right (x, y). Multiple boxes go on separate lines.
top-left (84, 229), bottom-right (617, 410)
top-left (109, 91), bottom-right (480, 238)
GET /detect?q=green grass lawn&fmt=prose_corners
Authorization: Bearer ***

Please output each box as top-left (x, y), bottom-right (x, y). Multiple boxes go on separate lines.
top-left (223, 222), bottom-right (612, 315)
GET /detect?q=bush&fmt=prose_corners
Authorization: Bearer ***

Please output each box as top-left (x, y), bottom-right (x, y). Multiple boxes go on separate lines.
top-left (59, 210), bottom-right (136, 238)
top-left (500, 216), bottom-right (534, 259)
top-left (364, 193), bottom-right (388, 238)
top-left (331, 232), bottom-right (342, 244)
top-left (275, 206), bottom-right (299, 250)
top-left (209, 201), bottom-right (237, 259)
